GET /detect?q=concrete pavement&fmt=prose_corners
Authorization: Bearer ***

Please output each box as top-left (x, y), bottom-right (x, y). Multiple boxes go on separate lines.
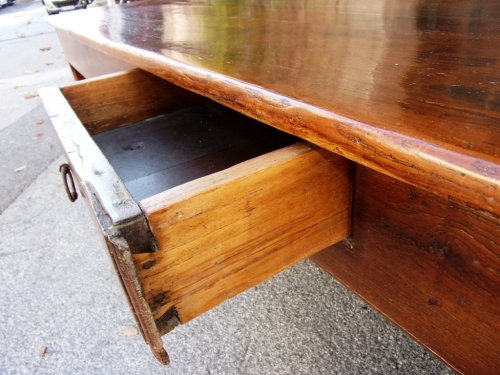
top-left (0, 2), bottom-right (454, 374)
top-left (0, 0), bottom-right (72, 212)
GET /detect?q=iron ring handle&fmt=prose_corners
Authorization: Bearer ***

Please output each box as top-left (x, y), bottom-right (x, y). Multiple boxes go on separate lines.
top-left (59, 163), bottom-right (78, 202)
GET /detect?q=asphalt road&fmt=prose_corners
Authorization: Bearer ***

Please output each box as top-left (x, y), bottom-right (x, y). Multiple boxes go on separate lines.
top-left (0, 2), bottom-right (455, 374)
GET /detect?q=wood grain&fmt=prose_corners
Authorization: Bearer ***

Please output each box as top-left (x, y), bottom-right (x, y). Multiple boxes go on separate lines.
top-left (40, 84), bottom-right (169, 362)
top-left (312, 166), bottom-right (500, 375)
top-left (38, 86), bottom-right (156, 253)
top-left (85, 185), bottom-right (170, 365)
top-left (47, 0), bottom-right (500, 214)
top-left (56, 28), bottom-right (133, 78)
top-left (61, 69), bottom-right (207, 134)
top-left (136, 144), bottom-right (351, 323)
top-left (93, 102), bottom-right (297, 201)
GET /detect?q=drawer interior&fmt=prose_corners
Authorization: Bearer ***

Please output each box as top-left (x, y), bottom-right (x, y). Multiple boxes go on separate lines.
top-left (55, 68), bottom-right (352, 325)
top-left (92, 103), bottom-right (298, 201)
top-left (44, 69), bottom-right (352, 364)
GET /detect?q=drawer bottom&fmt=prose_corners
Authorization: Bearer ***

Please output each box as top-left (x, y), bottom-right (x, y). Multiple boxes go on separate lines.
top-left (93, 102), bottom-right (298, 201)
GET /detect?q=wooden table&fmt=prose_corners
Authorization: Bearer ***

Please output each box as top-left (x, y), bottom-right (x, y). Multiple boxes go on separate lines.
top-left (43, 1), bottom-right (499, 373)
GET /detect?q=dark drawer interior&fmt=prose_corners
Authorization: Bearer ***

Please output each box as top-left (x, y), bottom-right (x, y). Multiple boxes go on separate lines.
top-left (93, 103), bottom-right (298, 201)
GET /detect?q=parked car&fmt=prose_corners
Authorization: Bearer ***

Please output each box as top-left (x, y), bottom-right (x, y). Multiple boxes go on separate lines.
top-left (41, 0), bottom-right (87, 15)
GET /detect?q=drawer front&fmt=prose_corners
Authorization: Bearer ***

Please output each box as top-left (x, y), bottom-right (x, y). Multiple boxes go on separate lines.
top-left (40, 69), bottom-right (352, 364)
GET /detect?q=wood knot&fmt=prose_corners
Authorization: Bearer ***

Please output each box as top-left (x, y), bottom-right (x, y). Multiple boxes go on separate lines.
top-left (154, 293), bottom-right (166, 305)
top-left (427, 298), bottom-right (439, 306)
top-left (143, 260), bottom-right (156, 269)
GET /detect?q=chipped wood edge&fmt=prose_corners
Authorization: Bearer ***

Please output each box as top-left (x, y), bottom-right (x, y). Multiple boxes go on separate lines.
top-left (83, 182), bottom-right (174, 365)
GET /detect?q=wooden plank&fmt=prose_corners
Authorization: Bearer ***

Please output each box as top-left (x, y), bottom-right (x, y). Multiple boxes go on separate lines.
top-left (39, 87), bottom-right (170, 364)
top-left (38, 86), bottom-right (155, 254)
top-left (311, 166), bottom-right (500, 375)
top-left (56, 28), bottom-right (133, 79)
top-left (92, 102), bottom-right (297, 201)
top-left (84, 183), bottom-right (170, 365)
top-left (46, 1), bottom-right (500, 214)
top-left (136, 144), bottom-right (351, 324)
top-left (61, 69), bottom-right (207, 134)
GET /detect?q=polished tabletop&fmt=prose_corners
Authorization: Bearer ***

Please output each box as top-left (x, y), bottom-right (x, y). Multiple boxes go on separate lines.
top-left (49, 0), bottom-right (500, 213)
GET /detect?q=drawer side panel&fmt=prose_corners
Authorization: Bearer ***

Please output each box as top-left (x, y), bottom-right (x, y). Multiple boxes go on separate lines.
top-left (136, 144), bottom-right (351, 323)
top-left (60, 69), bottom-right (208, 135)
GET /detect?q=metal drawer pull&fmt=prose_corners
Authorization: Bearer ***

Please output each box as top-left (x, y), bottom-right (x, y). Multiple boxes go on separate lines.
top-left (59, 163), bottom-right (78, 202)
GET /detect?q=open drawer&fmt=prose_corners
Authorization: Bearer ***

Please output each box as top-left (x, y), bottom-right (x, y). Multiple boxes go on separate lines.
top-left (39, 69), bottom-right (352, 364)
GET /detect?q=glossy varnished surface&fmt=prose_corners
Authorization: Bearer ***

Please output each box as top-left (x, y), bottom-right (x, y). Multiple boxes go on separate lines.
top-left (49, 0), bottom-right (500, 213)
top-left (94, 0), bottom-right (500, 160)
